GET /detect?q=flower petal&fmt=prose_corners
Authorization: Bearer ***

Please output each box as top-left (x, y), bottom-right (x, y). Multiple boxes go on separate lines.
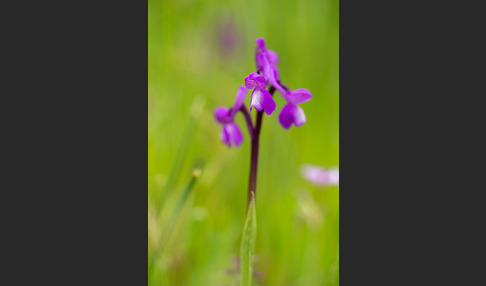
top-left (275, 83), bottom-right (288, 99)
top-left (270, 68), bottom-right (289, 98)
top-left (250, 88), bottom-right (276, 115)
top-left (220, 125), bottom-right (231, 147)
top-left (222, 122), bottom-right (243, 147)
top-left (328, 167), bottom-right (339, 185)
top-left (250, 89), bottom-right (263, 112)
top-left (255, 53), bottom-right (265, 73)
top-left (214, 107), bottom-right (232, 124)
top-left (287, 89), bottom-right (312, 104)
top-left (301, 164), bottom-right (329, 185)
top-left (245, 72), bottom-right (267, 90)
top-left (255, 37), bottom-right (267, 53)
top-left (278, 104), bottom-right (294, 129)
top-left (267, 50), bottom-right (279, 65)
top-left (262, 59), bottom-right (280, 89)
top-left (301, 164), bottom-right (339, 186)
top-left (229, 122), bottom-right (244, 146)
top-left (293, 104), bottom-right (306, 126)
top-left (231, 85), bottom-right (248, 116)
top-left (260, 88), bottom-right (276, 115)
top-left (254, 52), bottom-right (275, 88)
top-left (278, 104), bottom-right (306, 129)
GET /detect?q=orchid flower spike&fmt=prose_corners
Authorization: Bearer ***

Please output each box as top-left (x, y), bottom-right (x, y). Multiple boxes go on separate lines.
top-left (214, 86), bottom-right (248, 147)
top-left (245, 72), bottom-right (276, 115)
top-left (278, 88), bottom-right (312, 129)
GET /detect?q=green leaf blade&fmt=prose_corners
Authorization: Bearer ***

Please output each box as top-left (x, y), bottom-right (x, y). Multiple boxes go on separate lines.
top-left (240, 192), bottom-right (257, 286)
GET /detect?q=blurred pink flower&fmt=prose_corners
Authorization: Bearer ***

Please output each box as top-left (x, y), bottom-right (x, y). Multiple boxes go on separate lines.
top-left (301, 164), bottom-right (339, 186)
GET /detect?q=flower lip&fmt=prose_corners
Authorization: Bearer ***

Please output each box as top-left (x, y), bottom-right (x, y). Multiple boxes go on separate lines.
top-left (245, 71), bottom-right (276, 115)
top-left (220, 122), bottom-right (243, 147)
top-left (278, 103), bottom-right (306, 129)
top-left (250, 88), bottom-right (276, 115)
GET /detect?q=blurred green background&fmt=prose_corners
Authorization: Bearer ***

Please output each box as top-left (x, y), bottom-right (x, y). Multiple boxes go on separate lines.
top-left (148, 0), bottom-right (338, 285)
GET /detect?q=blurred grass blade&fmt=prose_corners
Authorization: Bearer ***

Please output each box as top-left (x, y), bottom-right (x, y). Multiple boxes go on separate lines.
top-left (148, 169), bottom-right (201, 286)
top-left (240, 191), bottom-right (257, 286)
top-left (157, 117), bottom-right (195, 213)
top-left (157, 96), bottom-right (205, 214)
top-left (160, 168), bottom-right (201, 253)
top-left (148, 251), bottom-right (152, 286)
top-left (171, 168), bottom-right (201, 220)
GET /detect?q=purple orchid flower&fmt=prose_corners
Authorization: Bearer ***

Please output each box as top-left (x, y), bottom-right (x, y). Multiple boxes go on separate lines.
top-left (213, 37), bottom-right (319, 217)
top-left (245, 72), bottom-right (276, 115)
top-left (214, 86), bottom-right (249, 147)
top-left (255, 38), bottom-right (278, 74)
top-left (301, 164), bottom-right (339, 186)
top-left (278, 88), bottom-right (312, 129)
top-left (254, 38), bottom-right (287, 96)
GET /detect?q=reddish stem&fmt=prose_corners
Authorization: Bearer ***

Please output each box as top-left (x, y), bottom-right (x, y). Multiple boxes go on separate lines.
top-left (239, 104), bottom-right (254, 139)
top-left (247, 86), bottom-right (276, 209)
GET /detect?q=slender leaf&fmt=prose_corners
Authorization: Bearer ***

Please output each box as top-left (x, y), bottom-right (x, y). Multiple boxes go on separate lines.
top-left (160, 168), bottom-right (201, 253)
top-left (240, 192), bottom-right (257, 286)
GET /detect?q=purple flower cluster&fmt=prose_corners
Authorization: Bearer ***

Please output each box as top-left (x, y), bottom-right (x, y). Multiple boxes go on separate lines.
top-left (215, 37), bottom-right (313, 147)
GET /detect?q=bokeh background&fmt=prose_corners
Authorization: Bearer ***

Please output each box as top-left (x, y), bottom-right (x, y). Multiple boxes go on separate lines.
top-left (148, 0), bottom-right (338, 285)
